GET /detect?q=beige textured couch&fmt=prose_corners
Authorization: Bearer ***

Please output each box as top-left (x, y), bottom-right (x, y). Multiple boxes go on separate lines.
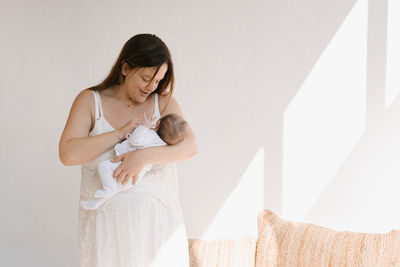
top-left (188, 209), bottom-right (400, 267)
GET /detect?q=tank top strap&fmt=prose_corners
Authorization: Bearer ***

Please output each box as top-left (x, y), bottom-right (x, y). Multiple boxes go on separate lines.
top-left (154, 93), bottom-right (161, 117)
top-left (93, 90), bottom-right (104, 119)
top-left (90, 90), bottom-right (100, 120)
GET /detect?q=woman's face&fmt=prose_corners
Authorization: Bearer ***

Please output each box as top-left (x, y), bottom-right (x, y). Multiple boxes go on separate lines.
top-left (121, 62), bottom-right (168, 103)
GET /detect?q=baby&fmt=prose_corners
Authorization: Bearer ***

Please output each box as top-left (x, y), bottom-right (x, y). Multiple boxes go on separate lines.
top-left (80, 113), bottom-right (188, 210)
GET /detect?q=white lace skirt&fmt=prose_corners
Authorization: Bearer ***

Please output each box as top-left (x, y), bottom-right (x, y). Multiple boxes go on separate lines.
top-left (78, 190), bottom-right (190, 267)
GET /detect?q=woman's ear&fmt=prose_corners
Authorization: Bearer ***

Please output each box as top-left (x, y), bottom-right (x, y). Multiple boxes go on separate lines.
top-left (121, 62), bottom-right (129, 76)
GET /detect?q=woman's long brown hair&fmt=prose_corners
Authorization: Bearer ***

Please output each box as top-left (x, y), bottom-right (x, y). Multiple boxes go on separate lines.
top-left (86, 33), bottom-right (174, 114)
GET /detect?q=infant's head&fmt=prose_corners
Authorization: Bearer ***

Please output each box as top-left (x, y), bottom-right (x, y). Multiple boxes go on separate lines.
top-left (155, 113), bottom-right (187, 145)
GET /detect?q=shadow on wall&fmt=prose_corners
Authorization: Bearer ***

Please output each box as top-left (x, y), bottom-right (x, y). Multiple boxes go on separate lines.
top-left (305, 0), bottom-right (400, 232)
top-left (183, 0), bottom-right (400, 238)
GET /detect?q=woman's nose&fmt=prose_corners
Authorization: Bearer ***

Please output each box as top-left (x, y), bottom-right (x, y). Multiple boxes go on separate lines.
top-left (149, 81), bottom-right (158, 91)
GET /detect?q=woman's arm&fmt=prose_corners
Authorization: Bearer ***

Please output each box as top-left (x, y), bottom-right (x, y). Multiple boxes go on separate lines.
top-left (111, 95), bottom-right (198, 184)
top-left (58, 90), bottom-right (138, 166)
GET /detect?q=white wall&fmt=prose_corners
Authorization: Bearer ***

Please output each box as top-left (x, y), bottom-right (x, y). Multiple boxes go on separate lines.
top-left (1, 0), bottom-right (399, 266)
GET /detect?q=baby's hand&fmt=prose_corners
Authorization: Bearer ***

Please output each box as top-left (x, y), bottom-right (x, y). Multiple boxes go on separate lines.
top-left (141, 112), bottom-right (157, 128)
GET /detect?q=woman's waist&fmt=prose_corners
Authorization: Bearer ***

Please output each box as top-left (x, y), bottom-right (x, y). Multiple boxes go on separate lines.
top-left (79, 176), bottom-right (179, 208)
top-left (120, 181), bottom-right (179, 207)
top-left (79, 163), bottom-right (178, 197)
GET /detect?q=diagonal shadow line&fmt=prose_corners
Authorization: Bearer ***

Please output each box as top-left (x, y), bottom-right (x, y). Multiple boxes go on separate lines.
top-left (263, 0), bottom-right (361, 215)
top-left (305, 0), bottom-right (389, 220)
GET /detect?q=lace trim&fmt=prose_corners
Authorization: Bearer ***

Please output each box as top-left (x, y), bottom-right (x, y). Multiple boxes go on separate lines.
top-left (82, 164), bottom-right (98, 177)
top-left (146, 163), bottom-right (168, 176)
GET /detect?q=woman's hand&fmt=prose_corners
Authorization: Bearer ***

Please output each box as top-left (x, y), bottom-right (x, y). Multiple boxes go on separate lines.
top-left (140, 112), bottom-right (157, 128)
top-left (110, 150), bottom-right (146, 185)
top-left (118, 118), bottom-right (142, 141)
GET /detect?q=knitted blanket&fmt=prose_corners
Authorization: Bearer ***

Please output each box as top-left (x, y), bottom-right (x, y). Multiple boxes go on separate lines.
top-left (188, 237), bottom-right (257, 267)
top-left (256, 210), bottom-right (400, 267)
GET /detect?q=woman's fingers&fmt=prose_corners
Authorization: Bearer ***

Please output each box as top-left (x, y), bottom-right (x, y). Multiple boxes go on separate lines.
top-left (131, 175), bottom-right (138, 185)
top-left (116, 166), bottom-right (136, 184)
top-left (117, 171), bottom-right (128, 183)
top-left (121, 175), bottom-right (131, 185)
top-left (121, 172), bottom-right (131, 183)
top-left (121, 173), bottom-right (139, 185)
top-left (111, 154), bottom-right (124, 163)
top-left (113, 167), bottom-right (122, 179)
top-left (110, 151), bottom-right (144, 184)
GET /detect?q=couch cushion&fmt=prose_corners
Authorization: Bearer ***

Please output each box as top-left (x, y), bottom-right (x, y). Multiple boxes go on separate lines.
top-left (188, 237), bottom-right (257, 267)
top-left (256, 209), bottom-right (400, 267)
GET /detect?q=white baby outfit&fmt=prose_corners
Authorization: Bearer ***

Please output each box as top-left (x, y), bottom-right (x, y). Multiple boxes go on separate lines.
top-left (79, 125), bottom-right (167, 210)
top-left (78, 90), bottom-right (190, 267)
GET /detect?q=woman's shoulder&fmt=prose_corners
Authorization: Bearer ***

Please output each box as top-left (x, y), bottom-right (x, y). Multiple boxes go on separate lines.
top-left (70, 89), bottom-right (96, 124)
top-left (158, 93), bottom-right (186, 118)
top-left (74, 89), bottom-right (95, 109)
top-left (75, 89), bottom-right (95, 103)
top-left (157, 92), bottom-right (170, 103)
top-left (157, 93), bottom-right (178, 116)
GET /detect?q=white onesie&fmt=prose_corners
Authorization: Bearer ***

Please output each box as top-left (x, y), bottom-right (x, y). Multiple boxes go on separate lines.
top-left (79, 125), bottom-right (167, 210)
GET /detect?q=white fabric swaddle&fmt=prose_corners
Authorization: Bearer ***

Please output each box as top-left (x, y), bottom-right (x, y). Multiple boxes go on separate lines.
top-left (80, 125), bottom-right (166, 210)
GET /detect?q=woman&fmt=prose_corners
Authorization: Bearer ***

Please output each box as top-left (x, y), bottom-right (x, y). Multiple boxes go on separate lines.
top-left (59, 33), bottom-right (198, 267)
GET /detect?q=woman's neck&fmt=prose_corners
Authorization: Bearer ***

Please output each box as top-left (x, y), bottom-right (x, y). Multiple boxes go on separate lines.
top-left (112, 85), bottom-right (142, 107)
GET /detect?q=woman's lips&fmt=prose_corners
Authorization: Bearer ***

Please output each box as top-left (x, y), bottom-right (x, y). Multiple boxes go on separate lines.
top-left (140, 90), bottom-right (149, 96)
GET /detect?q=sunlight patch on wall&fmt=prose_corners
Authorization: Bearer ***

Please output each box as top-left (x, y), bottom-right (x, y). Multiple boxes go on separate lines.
top-left (201, 147), bottom-right (264, 240)
top-left (150, 224), bottom-right (191, 265)
top-left (385, 0), bottom-right (400, 109)
top-left (283, 0), bottom-right (367, 221)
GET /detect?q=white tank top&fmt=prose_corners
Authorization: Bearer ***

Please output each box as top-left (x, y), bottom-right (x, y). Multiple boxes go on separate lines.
top-left (91, 90), bottom-right (161, 131)
top-left (79, 90), bottom-right (178, 207)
